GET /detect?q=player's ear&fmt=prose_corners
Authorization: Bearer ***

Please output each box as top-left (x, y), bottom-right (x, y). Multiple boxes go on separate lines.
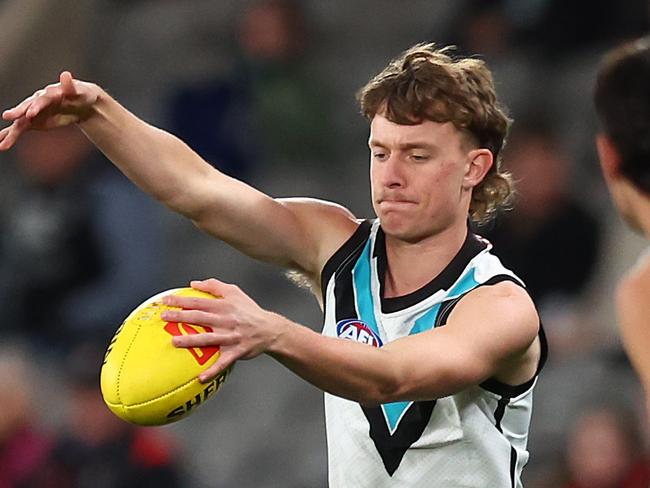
top-left (463, 148), bottom-right (493, 189)
top-left (596, 134), bottom-right (623, 181)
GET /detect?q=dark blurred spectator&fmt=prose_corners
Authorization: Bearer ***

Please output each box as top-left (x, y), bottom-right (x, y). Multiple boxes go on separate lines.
top-left (40, 343), bottom-right (185, 488)
top-left (511, 0), bottom-right (650, 59)
top-left (450, 0), bottom-right (650, 61)
top-left (0, 126), bottom-right (164, 354)
top-left (441, 1), bottom-right (537, 120)
top-left (0, 346), bottom-right (53, 488)
top-left (484, 115), bottom-right (601, 301)
top-left (480, 113), bottom-right (601, 355)
top-left (447, 0), bottom-right (515, 59)
top-left (169, 0), bottom-right (335, 179)
top-left (444, 0), bottom-right (650, 130)
top-left (560, 405), bottom-right (649, 488)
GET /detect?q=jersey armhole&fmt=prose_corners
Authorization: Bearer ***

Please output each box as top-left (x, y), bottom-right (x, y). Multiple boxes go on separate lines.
top-left (477, 277), bottom-right (548, 398)
top-left (480, 325), bottom-right (548, 398)
top-left (435, 274), bottom-right (548, 398)
top-left (320, 219), bottom-right (373, 304)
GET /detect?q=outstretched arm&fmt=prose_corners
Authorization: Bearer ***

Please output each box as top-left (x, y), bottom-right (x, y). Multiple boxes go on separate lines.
top-left (0, 72), bottom-right (358, 282)
top-left (163, 279), bottom-right (540, 405)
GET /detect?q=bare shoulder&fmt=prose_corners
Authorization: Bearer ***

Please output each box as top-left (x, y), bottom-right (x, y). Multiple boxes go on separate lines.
top-left (279, 197), bottom-right (357, 221)
top-left (278, 197), bottom-right (360, 245)
top-left (615, 253), bottom-right (650, 392)
top-left (457, 280), bottom-right (537, 317)
top-left (449, 281), bottom-right (539, 353)
top-left (278, 197), bottom-right (362, 282)
top-left (432, 280), bottom-right (541, 387)
top-left (617, 254), bottom-right (650, 315)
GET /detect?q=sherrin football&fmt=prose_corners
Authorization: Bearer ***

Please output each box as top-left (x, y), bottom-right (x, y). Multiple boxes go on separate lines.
top-left (100, 287), bottom-right (230, 426)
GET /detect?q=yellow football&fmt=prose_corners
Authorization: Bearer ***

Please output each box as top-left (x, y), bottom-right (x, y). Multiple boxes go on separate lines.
top-left (100, 287), bottom-right (230, 426)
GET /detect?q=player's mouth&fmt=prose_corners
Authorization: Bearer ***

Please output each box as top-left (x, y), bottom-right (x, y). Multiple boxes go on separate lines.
top-left (378, 198), bottom-right (417, 209)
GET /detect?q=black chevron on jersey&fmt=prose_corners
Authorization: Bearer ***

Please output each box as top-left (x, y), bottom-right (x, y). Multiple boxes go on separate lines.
top-left (361, 401), bottom-right (437, 476)
top-left (327, 221), bottom-right (438, 476)
top-left (320, 220), bottom-right (545, 486)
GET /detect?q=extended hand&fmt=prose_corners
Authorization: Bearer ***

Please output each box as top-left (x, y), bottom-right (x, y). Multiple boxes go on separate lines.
top-left (0, 71), bottom-right (99, 150)
top-left (161, 278), bottom-right (284, 383)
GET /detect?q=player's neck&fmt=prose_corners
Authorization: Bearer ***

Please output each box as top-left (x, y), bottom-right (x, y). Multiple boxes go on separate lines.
top-left (627, 189), bottom-right (650, 239)
top-left (638, 203), bottom-right (650, 240)
top-left (383, 222), bottom-right (468, 298)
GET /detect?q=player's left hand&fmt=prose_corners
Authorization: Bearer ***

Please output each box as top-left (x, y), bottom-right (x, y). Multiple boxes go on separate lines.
top-left (161, 278), bottom-right (283, 383)
top-left (0, 71), bottom-right (99, 151)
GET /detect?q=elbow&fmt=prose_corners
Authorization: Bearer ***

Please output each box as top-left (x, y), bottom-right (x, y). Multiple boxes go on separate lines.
top-left (356, 376), bottom-right (407, 407)
top-left (358, 360), bottom-right (482, 407)
top-left (159, 166), bottom-right (219, 219)
top-left (357, 394), bottom-right (389, 409)
top-left (355, 354), bottom-right (429, 406)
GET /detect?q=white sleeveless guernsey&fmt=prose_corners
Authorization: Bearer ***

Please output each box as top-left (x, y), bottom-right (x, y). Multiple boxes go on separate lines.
top-left (320, 220), bottom-right (547, 488)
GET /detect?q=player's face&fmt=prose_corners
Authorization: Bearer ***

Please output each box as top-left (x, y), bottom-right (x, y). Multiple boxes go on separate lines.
top-left (368, 114), bottom-right (475, 241)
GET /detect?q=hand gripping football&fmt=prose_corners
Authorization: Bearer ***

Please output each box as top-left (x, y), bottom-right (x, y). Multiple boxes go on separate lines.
top-left (100, 287), bottom-right (230, 426)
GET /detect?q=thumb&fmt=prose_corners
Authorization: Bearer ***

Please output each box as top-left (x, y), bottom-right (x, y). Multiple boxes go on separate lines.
top-left (60, 71), bottom-right (77, 96)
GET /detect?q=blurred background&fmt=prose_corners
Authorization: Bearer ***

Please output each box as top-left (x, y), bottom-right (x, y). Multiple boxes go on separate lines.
top-left (0, 0), bottom-right (649, 487)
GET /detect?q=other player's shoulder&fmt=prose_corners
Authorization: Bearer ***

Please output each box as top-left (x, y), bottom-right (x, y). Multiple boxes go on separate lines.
top-left (617, 252), bottom-right (650, 310)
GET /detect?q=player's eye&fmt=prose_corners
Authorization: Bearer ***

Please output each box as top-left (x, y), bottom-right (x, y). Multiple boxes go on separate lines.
top-left (411, 153), bottom-right (429, 162)
top-left (373, 152), bottom-right (388, 161)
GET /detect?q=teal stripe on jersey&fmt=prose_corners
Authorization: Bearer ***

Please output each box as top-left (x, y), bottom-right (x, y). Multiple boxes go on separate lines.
top-left (352, 238), bottom-right (380, 338)
top-left (409, 268), bottom-right (479, 335)
top-left (410, 303), bottom-right (443, 335)
top-left (382, 400), bottom-right (413, 434)
top-left (448, 267), bottom-right (479, 299)
top-left (382, 268), bottom-right (481, 432)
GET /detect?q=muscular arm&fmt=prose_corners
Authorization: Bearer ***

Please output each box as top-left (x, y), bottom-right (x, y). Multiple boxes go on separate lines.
top-left (166, 280), bottom-right (540, 405)
top-left (271, 282), bottom-right (539, 404)
top-left (0, 73), bottom-right (358, 280)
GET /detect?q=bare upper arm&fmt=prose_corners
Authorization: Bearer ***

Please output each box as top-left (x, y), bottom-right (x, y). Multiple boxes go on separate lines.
top-left (185, 169), bottom-right (359, 281)
top-left (382, 281), bottom-right (540, 400)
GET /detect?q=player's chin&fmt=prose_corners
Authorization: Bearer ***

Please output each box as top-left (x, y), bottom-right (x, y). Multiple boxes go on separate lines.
top-left (378, 215), bottom-right (416, 239)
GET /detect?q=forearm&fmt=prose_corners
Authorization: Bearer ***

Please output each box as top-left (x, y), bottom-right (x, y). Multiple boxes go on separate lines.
top-left (267, 312), bottom-right (502, 405)
top-left (165, 280), bottom-right (507, 403)
top-left (269, 318), bottom-right (401, 405)
top-left (78, 88), bottom-right (219, 214)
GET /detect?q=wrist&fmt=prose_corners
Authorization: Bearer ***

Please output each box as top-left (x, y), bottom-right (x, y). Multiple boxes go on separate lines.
top-left (77, 85), bottom-right (109, 126)
top-left (265, 312), bottom-right (296, 356)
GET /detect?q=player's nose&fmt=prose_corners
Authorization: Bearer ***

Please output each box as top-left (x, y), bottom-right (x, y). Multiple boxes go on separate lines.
top-left (380, 155), bottom-right (406, 188)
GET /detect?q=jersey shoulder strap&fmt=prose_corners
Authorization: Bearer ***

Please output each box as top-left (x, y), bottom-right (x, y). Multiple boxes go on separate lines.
top-left (320, 219), bottom-right (373, 303)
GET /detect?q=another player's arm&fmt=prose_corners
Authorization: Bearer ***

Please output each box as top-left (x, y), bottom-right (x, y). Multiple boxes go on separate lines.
top-left (0, 72), bottom-right (358, 280)
top-left (168, 281), bottom-right (540, 404)
top-left (616, 262), bottom-right (650, 406)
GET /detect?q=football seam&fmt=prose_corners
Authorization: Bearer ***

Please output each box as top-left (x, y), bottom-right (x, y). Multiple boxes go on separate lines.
top-left (116, 319), bottom-right (144, 405)
top-left (105, 376), bottom-right (201, 408)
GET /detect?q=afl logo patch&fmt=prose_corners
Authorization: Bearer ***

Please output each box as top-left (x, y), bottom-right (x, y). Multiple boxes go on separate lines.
top-left (336, 319), bottom-right (383, 347)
